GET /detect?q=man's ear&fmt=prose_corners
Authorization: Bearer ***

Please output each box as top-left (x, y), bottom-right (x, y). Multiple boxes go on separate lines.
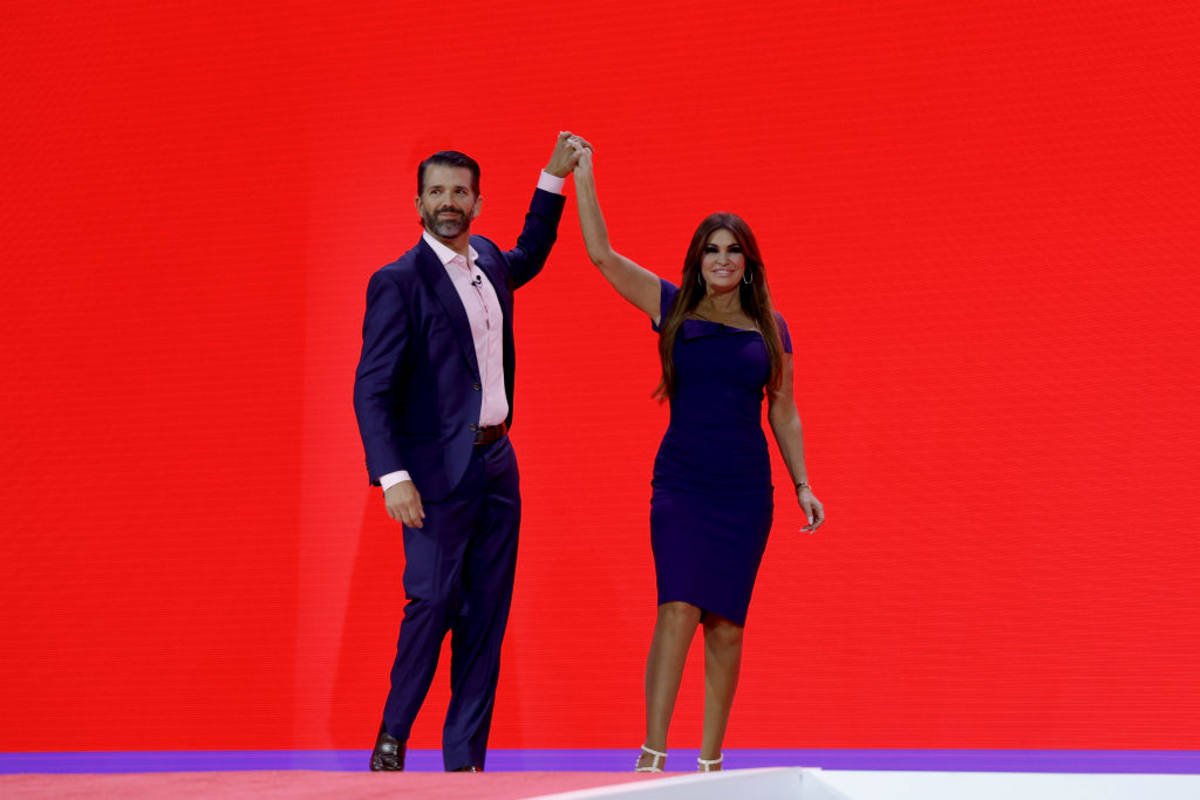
top-left (471, 196), bottom-right (482, 219)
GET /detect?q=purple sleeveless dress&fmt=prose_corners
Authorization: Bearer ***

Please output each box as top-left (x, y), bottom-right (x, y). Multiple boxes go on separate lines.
top-left (649, 279), bottom-right (793, 626)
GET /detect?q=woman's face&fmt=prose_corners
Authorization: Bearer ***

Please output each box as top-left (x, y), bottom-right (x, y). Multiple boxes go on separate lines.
top-left (700, 228), bottom-right (745, 293)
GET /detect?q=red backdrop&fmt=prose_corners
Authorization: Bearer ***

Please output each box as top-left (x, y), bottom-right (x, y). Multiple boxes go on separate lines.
top-left (2, 0), bottom-right (1198, 752)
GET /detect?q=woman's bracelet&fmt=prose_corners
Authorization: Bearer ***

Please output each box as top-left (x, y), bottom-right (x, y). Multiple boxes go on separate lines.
top-left (795, 481), bottom-right (811, 491)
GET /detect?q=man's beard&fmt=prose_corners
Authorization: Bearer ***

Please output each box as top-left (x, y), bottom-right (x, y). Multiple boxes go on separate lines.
top-left (422, 206), bottom-right (471, 239)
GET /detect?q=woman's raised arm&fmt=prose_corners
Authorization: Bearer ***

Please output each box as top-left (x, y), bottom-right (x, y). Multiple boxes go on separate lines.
top-left (572, 145), bottom-right (663, 324)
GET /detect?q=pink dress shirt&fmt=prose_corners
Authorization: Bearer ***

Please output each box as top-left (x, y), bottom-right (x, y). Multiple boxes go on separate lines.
top-left (421, 231), bottom-right (509, 427)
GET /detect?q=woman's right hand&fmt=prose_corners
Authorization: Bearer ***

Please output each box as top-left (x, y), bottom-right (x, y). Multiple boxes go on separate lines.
top-left (569, 137), bottom-right (593, 173)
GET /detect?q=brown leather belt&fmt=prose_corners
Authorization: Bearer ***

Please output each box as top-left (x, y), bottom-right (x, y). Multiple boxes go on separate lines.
top-left (474, 422), bottom-right (507, 446)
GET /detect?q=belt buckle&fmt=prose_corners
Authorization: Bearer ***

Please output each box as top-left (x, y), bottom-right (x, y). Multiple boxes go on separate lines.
top-left (475, 423), bottom-right (505, 446)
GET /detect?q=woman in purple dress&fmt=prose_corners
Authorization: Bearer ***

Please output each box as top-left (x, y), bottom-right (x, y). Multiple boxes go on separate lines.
top-left (569, 141), bottom-right (826, 773)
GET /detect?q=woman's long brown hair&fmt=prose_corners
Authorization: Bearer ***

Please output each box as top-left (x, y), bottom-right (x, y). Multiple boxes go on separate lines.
top-left (655, 213), bottom-right (784, 400)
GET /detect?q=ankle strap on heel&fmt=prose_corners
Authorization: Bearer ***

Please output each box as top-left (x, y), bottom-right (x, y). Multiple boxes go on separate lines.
top-left (697, 753), bottom-right (723, 772)
top-left (635, 745), bottom-right (667, 773)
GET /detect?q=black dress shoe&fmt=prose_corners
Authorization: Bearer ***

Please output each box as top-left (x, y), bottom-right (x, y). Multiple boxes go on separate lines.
top-left (450, 765), bottom-right (482, 772)
top-left (370, 721), bottom-right (406, 771)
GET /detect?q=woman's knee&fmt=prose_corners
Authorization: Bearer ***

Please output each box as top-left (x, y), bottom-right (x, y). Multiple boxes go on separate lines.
top-left (657, 601), bottom-right (702, 630)
top-left (704, 617), bottom-right (744, 650)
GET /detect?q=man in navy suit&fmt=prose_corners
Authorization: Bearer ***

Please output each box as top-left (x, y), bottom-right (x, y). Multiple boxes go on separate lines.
top-left (354, 133), bottom-right (581, 772)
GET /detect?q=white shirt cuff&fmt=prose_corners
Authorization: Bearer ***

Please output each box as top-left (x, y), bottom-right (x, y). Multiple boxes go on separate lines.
top-left (538, 171), bottom-right (566, 195)
top-left (379, 470), bottom-right (412, 492)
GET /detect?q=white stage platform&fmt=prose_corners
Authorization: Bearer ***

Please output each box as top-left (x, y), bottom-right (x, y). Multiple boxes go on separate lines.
top-left (535, 767), bottom-right (1200, 800)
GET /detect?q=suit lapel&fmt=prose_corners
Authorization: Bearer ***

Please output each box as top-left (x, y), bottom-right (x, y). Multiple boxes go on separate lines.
top-left (415, 240), bottom-right (480, 380)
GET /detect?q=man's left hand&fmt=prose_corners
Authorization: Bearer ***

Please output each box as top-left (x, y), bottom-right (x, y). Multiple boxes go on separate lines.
top-left (546, 130), bottom-right (590, 177)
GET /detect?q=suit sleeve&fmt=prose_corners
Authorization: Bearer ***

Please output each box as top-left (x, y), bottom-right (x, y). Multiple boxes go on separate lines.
top-left (502, 188), bottom-right (567, 289)
top-left (353, 269), bottom-right (410, 483)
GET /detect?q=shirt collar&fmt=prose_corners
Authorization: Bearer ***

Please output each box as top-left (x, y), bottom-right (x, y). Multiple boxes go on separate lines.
top-left (423, 230), bottom-right (479, 267)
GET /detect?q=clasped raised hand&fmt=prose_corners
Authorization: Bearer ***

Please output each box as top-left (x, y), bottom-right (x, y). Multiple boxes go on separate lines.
top-left (546, 131), bottom-right (583, 177)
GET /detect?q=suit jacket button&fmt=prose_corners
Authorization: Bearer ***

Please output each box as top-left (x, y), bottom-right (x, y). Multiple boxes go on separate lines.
top-left (473, 383), bottom-right (481, 391)
top-left (469, 423), bottom-right (478, 431)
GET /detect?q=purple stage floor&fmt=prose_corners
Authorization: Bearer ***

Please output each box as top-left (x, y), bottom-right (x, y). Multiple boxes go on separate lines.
top-left (3, 749), bottom-right (1199, 775)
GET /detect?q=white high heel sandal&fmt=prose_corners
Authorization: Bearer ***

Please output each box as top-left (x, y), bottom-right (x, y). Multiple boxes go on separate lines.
top-left (697, 753), bottom-right (723, 772)
top-left (635, 744), bottom-right (667, 773)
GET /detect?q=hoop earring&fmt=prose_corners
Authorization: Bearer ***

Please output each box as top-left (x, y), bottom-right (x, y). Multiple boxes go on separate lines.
top-left (697, 273), bottom-right (705, 287)
top-left (742, 268), bottom-right (753, 285)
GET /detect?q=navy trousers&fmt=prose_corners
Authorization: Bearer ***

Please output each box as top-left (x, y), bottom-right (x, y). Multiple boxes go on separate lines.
top-left (381, 436), bottom-right (520, 771)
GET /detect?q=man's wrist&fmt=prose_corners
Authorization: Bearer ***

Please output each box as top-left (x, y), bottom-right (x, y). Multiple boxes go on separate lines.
top-left (538, 170), bottom-right (566, 194)
top-left (380, 470), bottom-right (412, 492)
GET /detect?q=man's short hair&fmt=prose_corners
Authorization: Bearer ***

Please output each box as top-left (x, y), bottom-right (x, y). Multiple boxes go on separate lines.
top-left (417, 151), bottom-right (481, 196)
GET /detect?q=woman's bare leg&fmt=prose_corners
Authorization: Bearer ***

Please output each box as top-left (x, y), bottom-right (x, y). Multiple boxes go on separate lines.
top-left (636, 601), bottom-right (701, 769)
top-left (699, 612), bottom-right (744, 767)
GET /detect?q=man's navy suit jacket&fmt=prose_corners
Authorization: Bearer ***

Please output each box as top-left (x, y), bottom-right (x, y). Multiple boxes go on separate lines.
top-left (353, 188), bottom-right (566, 503)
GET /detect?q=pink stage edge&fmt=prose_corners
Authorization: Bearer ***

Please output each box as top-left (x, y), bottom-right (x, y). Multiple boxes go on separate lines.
top-left (0, 770), bottom-right (662, 800)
